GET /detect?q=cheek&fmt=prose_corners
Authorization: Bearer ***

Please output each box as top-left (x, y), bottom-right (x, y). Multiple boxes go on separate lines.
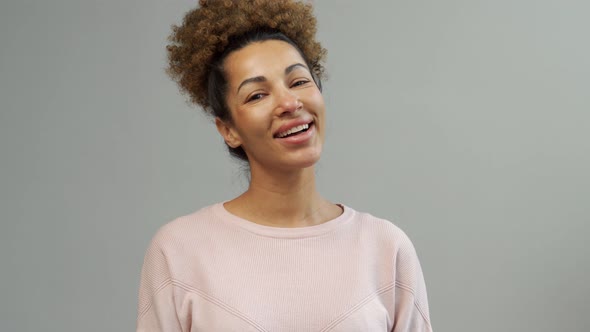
top-left (233, 108), bottom-right (269, 139)
top-left (309, 89), bottom-right (325, 111)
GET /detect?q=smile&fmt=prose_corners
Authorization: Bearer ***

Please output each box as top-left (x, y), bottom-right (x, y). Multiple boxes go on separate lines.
top-left (276, 123), bottom-right (312, 138)
top-left (273, 121), bottom-right (314, 139)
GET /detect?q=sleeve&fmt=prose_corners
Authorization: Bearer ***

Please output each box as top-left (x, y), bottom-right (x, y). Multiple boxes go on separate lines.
top-left (391, 233), bottom-right (433, 332)
top-left (136, 232), bottom-right (184, 332)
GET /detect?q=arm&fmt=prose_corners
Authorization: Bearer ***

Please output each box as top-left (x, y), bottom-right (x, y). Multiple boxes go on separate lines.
top-left (391, 235), bottom-right (433, 332)
top-left (136, 233), bottom-right (184, 332)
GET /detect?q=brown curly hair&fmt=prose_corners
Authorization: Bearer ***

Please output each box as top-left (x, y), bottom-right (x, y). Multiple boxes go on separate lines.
top-left (166, 0), bottom-right (326, 113)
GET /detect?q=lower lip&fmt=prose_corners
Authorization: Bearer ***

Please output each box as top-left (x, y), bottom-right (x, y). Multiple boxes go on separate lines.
top-left (275, 123), bottom-right (315, 145)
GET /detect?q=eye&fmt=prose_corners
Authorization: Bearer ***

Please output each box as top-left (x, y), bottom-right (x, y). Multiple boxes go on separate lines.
top-left (291, 79), bottom-right (310, 88)
top-left (246, 93), bottom-right (266, 103)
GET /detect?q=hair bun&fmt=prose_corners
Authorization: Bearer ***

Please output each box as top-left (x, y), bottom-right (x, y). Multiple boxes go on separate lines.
top-left (199, 0), bottom-right (208, 7)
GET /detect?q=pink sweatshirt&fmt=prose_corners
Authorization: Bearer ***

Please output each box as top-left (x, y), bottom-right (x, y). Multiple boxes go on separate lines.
top-left (136, 203), bottom-right (433, 331)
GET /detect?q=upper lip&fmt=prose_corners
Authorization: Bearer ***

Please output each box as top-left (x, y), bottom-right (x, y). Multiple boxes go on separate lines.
top-left (273, 118), bottom-right (314, 138)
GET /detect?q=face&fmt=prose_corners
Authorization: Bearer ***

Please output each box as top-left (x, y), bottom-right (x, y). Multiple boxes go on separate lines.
top-left (216, 40), bottom-right (326, 172)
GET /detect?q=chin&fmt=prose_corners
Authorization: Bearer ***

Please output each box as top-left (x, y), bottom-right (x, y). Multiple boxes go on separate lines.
top-left (287, 149), bottom-right (322, 169)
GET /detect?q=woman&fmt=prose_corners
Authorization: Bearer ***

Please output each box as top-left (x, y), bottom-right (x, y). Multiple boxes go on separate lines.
top-left (136, 1), bottom-right (433, 331)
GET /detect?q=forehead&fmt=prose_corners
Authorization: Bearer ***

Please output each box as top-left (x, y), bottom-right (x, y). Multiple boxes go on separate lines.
top-left (223, 40), bottom-right (307, 84)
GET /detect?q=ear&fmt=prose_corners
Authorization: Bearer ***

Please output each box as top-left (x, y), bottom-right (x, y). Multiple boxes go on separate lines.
top-left (215, 117), bottom-right (242, 148)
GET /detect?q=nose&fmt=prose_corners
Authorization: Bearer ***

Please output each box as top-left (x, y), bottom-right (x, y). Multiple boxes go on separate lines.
top-left (275, 88), bottom-right (302, 116)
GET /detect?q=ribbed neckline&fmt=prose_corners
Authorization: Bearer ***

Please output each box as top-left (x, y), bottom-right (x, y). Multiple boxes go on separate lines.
top-left (212, 201), bottom-right (354, 239)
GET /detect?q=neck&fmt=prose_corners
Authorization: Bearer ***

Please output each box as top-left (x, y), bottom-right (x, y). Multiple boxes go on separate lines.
top-left (225, 164), bottom-right (336, 227)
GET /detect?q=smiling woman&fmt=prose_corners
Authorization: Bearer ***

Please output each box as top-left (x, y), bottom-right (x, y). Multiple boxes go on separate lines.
top-left (136, 1), bottom-right (433, 331)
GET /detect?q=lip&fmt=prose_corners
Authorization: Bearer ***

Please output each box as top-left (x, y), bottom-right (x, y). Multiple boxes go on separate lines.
top-left (276, 122), bottom-right (315, 145)
top-left (273, 118), bottom-right (314, 138)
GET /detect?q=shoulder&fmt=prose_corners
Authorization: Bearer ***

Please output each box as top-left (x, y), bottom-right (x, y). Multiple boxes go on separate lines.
top-left (348, 207), bottom-right (416, 252)
top-left (146, 203), bottom-right (222, 253)
top-left (347, 206), bottom-right (424, 279)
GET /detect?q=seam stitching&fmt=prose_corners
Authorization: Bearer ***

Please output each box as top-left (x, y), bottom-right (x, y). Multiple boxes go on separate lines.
top-left (138, 278), bottom-right (173, 319)
top-left (138, 278), bottom-right (268, 331)
top-left (395, 281), bottom-right (432, 327)
top-left (320, 282), bottom-right (396, 332)
top-left (172, 279), bottom-right (269, 332)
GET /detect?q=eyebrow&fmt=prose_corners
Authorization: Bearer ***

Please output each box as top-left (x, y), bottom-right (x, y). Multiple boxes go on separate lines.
top-left (236, 63), bottom-right (309, 93)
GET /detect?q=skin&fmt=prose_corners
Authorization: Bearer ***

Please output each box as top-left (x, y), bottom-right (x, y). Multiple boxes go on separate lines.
top-left (215, 40), bottom-right (342, 227)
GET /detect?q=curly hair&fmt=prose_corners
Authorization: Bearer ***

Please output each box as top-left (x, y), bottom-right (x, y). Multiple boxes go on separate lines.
top-left (165, 0), bottom-right (326, 161)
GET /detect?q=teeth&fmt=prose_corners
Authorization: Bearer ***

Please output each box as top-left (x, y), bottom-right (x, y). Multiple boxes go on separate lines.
top-left (277, 124), bottom-right (309, 138)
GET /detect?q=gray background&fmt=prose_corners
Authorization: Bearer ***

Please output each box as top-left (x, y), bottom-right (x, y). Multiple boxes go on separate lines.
top-left (1, 0), bottom-right (588, 331)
